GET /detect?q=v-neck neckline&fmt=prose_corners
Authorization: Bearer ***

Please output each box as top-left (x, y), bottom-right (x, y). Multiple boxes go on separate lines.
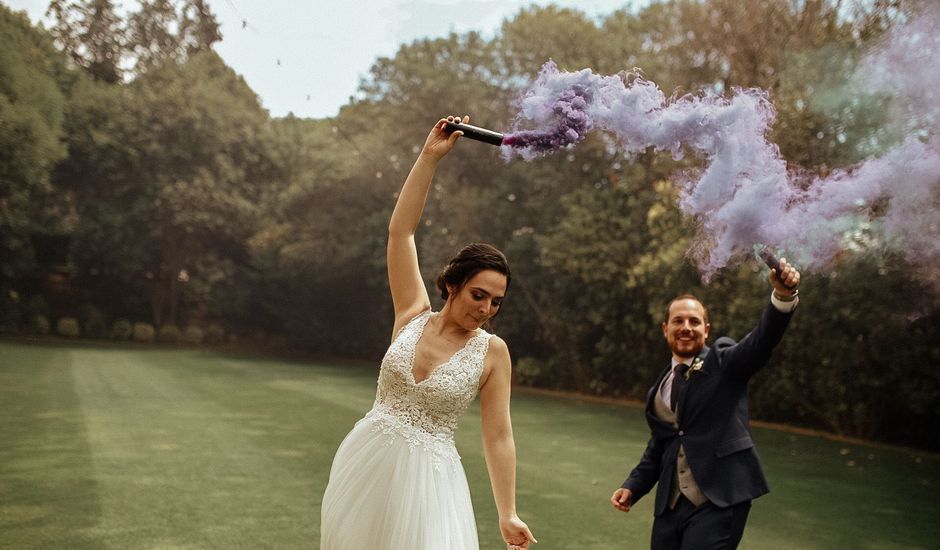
top-left (410, 312), bottom-right (479, 386)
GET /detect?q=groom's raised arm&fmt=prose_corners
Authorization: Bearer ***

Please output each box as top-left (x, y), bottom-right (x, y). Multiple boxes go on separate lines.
top-left (719, 257), bottom-right (801, 382)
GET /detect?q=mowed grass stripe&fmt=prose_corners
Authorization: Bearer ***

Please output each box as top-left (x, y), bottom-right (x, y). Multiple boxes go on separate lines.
top-left (1, 344), bottom-right (103, 550)
top-left (1, 341), bottom-right (938, 549)
top-left (67, 348), bottom-right (316, 548)
top-left (0, 344), bottom-right (376, 549)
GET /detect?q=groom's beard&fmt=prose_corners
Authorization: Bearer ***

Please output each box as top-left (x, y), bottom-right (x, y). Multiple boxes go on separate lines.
top-left (670, 336), bottom-right (705, 359)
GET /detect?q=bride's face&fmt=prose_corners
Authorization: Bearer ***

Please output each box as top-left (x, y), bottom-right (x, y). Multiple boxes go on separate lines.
top-left (446, 270), bottom-right (507, 330)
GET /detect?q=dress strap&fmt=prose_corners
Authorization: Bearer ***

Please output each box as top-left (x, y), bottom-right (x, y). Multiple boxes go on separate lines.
top-left (466, 330), bottom-right (492, 388)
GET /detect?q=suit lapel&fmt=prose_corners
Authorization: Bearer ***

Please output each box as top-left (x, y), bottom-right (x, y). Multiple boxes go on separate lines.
top-left (648, 363), bottom-right (671, 407)
top-left (646, 363), bottom-right (674, 429)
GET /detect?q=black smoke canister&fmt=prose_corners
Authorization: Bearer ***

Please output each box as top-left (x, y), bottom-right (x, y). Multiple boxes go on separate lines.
top-left (444, 121), bottom-right (505, 146)
top-left (758, 247), bottom-right (795, 288)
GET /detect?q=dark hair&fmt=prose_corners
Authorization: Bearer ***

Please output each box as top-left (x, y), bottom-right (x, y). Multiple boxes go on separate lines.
top-left (436, 243), bottom-right (511, 301)
top-left (664, 294), bottom-right (709, 324)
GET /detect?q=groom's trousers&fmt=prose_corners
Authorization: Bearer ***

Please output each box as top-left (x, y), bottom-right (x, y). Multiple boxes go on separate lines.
top-left (650, 495), bottom-right (751, 550)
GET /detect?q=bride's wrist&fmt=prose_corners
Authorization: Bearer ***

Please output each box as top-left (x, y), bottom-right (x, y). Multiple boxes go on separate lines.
top-left (417, 150), bottom-right (442, 163)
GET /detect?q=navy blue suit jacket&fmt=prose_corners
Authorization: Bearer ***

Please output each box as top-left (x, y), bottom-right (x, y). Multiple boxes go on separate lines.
top-left (621, 302), bottom-right (794, 515)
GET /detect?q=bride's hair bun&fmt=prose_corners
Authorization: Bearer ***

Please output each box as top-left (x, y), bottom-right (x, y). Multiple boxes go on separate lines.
top-left (436, 243), bottom-right (511, 301)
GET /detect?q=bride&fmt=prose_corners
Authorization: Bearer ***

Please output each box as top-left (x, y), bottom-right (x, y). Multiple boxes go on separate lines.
top-left (319, 116), bottom-right (536, 549)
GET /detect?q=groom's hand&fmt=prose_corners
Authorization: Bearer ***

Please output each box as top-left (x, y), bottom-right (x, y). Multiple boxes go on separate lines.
top-left (769, 257), bottom-right (800, 298)
top-left (610, 488), bottom-right (633, 512)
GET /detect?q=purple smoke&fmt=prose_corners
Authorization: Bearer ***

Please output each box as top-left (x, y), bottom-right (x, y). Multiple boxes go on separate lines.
top-left (501, 8), bottom-right (940, 281)
top-left (501, 69), bottom-right (593, 153)
top-left (862, 5), bottom-right (940, 142)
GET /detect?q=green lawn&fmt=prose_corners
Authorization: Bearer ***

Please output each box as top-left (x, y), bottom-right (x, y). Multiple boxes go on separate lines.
top-left (1, 341), bottom-right (937, 549)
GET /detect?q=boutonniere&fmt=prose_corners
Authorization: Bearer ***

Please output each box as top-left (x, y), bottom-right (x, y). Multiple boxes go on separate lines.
top-left (685, 357), bottom-right (705, 380)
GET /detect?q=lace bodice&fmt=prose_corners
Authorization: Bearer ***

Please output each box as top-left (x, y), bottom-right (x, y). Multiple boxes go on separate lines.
top-left (367, 310), bottom-right (490, 451)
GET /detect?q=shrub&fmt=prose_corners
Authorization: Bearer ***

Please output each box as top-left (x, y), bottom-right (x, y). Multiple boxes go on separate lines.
top-left (28, 314), bottom-right (50, 335)
top-left (158, 324), bottom-right (181, 344)
top-left (182, 326), bottom-right (204, 345)
top-left (205, 323), bottom-right (225, 344)
top-left (514, 356), bottom-right (547, 386)
top-left (132, 322), bottom-right (155, 343)
top-left (56, 317), bottom-right (81, 337)
top-left (80, 304), bottom-right (108, 338)
top-left (110, 319), bottom-right (132, 340)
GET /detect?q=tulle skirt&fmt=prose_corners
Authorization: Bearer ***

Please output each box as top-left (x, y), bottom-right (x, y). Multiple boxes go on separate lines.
top-left (319, 409), bottom-right (479, 550)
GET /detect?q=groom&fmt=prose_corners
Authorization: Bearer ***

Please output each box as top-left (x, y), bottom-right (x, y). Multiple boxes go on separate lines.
top-left (610, 259), bottom-right (800, 549)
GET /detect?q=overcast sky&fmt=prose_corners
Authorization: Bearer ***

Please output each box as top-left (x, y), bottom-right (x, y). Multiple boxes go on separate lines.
top-left (6, 0), bottom-right (639, 119)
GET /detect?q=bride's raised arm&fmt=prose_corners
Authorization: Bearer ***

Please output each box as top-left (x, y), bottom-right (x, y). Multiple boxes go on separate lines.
top-left (387, 115), bottom-right (466, 337)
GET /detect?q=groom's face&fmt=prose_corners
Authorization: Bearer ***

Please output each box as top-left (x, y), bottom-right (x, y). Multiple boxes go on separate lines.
top-left (662, 299), bottom-right (710, 360)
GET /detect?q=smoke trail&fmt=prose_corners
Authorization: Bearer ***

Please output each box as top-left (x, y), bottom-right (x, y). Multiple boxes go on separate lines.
top-left (861, 4), bottom-right (940, 142)
top-left (500, 65), bottom-right (594, 155)
top-left (502, 9), bottom-right (940, 281)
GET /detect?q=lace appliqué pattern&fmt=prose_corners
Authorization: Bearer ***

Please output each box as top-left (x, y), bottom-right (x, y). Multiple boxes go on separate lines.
top-left (365, 310), bottom-right (490, 470)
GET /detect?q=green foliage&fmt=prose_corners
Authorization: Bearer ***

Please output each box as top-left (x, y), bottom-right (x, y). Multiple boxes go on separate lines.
top-left (132, 322), bottom-right (155, 343)
top-left (245, 114), bottom-right (394, 358)
top-left (61, 50), bottom-right (275, 327)
top-left (751, 254), bottom-right (940, 448)
top-left (513, 356), bottom-right (552, 387)
top-left (45, 0), bottom-right (124, 83)
top-left (182, 325), bottom-right (203, 345)
top-left (157, 324), bottom-right (181, 343)
top-left (45, 0), bottom-right (222, 81)
top-left (498, 5), bottom-right (608, 76)
top-left (109, 318), bottom-right (132, 340)
top-left (80, 304), bottom-right (108, 338)
top-left (27, 314), bottom-right (50, 335)
top-left (0, 5), bottom-right (69, 279)
top-left (126, 0), bottom-right (221, 73)
top-left (56, 317), bottom-right (80, 337)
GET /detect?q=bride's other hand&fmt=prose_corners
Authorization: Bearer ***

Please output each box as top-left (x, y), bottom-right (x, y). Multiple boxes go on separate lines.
top-left (501, 515), bottom-right (537, 548)
top-left (420, 115), bottom-right (468, 160)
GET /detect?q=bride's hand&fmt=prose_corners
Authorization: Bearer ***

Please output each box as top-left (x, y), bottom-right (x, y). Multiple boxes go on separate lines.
top-left (500, 515), bottom-right (537, 549)
top-left (420, 115), bottom-right (468, 160)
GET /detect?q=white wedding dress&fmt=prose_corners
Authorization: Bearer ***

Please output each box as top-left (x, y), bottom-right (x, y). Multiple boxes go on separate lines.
top-left (320, 310), bottom-right (491, 550)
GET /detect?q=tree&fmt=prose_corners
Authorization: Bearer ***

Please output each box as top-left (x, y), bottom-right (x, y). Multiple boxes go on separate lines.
top-left (127, 0), bottom-right (221, 73)
top-left (60, 52), bottom-right (272, 326)
top-left (45, 0), bottom-right (124, 83)
top-left (497, 5), bottom-right (608, 78)
top-left (245, 113), bottom-right (394, 355)
top-left (45, 0), bottom-right (222, 81)
top-left (0, 5), bottom-right (69, 281)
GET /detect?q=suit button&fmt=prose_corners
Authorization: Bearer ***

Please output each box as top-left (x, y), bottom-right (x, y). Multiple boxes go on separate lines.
top-left (678, 430), bottom-right (684, 436)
